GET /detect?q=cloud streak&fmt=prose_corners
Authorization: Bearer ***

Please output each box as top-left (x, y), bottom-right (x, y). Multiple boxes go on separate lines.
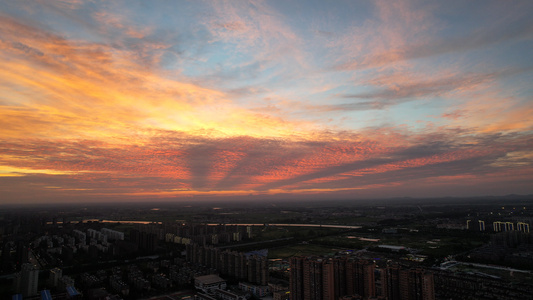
top-left (334, 6), bottom-right (533, 71)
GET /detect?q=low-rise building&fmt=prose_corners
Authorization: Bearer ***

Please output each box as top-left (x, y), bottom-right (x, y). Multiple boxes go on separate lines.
top-left (214, 289), bottom-right (246, 300)
top-left (194, 274), bottom-right (226, 294)
top-left (239, 282), bottom-right (270, 297)
top-left (273, 290), bottom-right (290, 300)
top-left (196, 293), bottom-right (217, 300)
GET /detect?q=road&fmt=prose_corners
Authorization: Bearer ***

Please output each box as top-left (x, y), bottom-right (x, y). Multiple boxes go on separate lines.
top-left (206, 223), bottom-right (362, 229)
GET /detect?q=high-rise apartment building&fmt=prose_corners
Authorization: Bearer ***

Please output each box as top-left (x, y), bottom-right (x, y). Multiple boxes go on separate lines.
top-left (49, 267), bottom-right (62, 287)
top-left (290, 257), bottom-right (376, 300)
top-left (185, 243), bottom-right (269, 286)
top-left (303, 258), bottom-right (326, 300)
top-left (289, 257), bottom-right (305, 300)
top-left (382, 265), bottom-right (435, 300)
top-left (466, 219), bottom-right (486, 231)
top-left (381, 264), bottom-right (402, 300)
top-left (347, 259), bottom-right (376, 298)
top-left (13, 263), bottom-right (39, 297)
top-left (248, 255), bottom-right (268, 286)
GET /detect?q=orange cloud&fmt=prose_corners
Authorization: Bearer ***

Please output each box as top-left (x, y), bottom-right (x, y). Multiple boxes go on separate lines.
top-left (0, 14), bottom-right (321, 144)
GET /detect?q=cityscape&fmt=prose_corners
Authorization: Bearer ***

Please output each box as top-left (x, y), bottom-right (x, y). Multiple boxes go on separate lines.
top-left (1, 0), bottom-right (533, 299)
top-left (1, 198), bottom-right (532, 299)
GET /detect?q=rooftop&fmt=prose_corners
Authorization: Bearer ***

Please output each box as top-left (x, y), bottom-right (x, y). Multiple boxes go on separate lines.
top-left (195, 274), bottom-right (226, 285)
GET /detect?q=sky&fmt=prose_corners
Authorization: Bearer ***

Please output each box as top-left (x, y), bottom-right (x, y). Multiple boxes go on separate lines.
top-left (1, 0), bottom-right (533, 204)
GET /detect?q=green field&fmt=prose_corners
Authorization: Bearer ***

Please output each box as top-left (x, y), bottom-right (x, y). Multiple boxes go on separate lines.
top-left (268, 243), bottom-right (345, 259)
top-left (451, 263), bottom-right (533, 282)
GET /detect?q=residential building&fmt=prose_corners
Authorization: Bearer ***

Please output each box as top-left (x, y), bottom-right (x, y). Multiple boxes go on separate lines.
top-left (195, 274), bottom-right (227, 294)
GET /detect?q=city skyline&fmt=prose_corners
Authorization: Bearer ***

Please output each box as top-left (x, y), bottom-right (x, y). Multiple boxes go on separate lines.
top-left (1, 0), bottom-right (533, 204)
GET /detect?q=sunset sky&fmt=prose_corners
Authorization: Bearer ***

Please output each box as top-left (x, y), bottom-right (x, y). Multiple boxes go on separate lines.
top-left (1, 0), bottom-right (533, 204)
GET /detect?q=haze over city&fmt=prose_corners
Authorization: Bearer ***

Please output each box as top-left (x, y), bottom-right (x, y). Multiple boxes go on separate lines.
top-left (1, 0), bottom-right (533, 204)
